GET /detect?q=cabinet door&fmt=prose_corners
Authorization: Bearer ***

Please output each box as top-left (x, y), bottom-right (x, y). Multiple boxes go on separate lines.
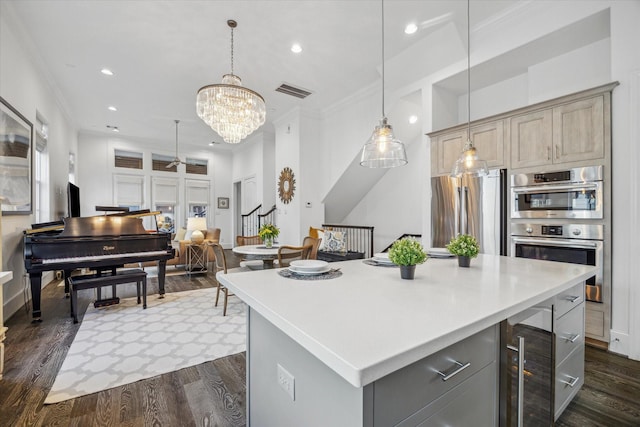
top-left (510, 109), bottom-right (553, 169)
top-left (471, 120), bottom-right (505, 169)
top-left (553, 96), bottom-right (604, 163)
top-left (433, 131), bottom-right (465, 175)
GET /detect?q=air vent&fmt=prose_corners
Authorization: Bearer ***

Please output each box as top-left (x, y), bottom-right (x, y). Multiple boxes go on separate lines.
top-left (275, 83), bottom-right (313, 99)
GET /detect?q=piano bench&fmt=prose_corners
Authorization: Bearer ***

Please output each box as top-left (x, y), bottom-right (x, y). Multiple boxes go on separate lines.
top-left (68, 269), bottom-right (148, 324)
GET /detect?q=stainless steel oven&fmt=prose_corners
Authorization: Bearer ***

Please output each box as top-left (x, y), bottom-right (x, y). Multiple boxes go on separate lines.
top-left (511, 223), bottom-right (603, 303)
top-left (511, 166), bottom-right (603, 219)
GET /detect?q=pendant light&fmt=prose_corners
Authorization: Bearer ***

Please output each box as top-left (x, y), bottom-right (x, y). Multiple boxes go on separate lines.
top-left (360, 0), bottom-right (408, 168)
top-left (451, 0), bottom-right (488, 177)
top-left (196, 20), bottom-right (266, 144)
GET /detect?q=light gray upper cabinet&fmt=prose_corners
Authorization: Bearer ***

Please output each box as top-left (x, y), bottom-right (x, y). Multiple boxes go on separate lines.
top-left (428, 83), bottom-right (616, 177)
top-left (553, 95), bottom-right (605, 163)
top-left (431, 120), bottom-right (505, 176)
top-left (509, 109), bottom-right (553, 169)
top-left (510, 95), bottom-right (605, 169)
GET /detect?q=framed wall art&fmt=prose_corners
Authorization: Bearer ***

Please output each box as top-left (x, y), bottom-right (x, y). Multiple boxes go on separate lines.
top-left (1, 96), bottom-right (33, 215)
top-left (217, 197), bottom-right (229, 209)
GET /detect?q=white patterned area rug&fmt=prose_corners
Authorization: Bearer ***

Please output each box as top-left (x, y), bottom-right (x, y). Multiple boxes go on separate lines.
top-left (45, 287), bottom-right (246, 404)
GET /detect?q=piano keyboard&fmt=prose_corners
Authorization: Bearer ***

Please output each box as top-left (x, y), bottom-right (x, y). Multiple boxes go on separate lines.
top-left (42, 250), bottom-right (171, 264)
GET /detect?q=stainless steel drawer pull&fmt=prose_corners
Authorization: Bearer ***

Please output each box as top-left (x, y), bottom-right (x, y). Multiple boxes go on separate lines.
top-left (561, 375), bottom-right (580, 388)
top-left (565, 295), bottom-right (580, 303)
top-left (436, 360), bottom-right (471, 381)
top-left (563, 333), bottom-right (581, 343)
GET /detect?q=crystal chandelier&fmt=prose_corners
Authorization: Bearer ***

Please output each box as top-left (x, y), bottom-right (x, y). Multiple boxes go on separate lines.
top-left (451, 0), bottom-right (488, 177)
top-left (360, 0), bottom-right (407, 168)
top-left (196, 20), bottom-right (266, 144)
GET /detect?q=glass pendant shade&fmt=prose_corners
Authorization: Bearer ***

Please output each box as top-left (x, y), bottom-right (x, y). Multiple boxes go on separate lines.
top-left (360, 118), bottom-right (408, 168)
top-left (451, 140), bottom-right (489, 177)
top-left (196, 74), bottom-right (266, 144)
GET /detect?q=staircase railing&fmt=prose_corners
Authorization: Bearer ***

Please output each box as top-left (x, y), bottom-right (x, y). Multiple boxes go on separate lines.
top-left (241, 204), bottom-right (261, 236)
top-left (322, 224), bottom-right (374, 259)
top-left (381, 233), bottom-right (423, 253)
top-left (258, 205), bottom-right (277, 229)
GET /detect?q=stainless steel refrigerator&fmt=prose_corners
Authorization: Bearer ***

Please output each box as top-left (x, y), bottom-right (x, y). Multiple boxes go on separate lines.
top-left (431, 168), bottom-right (507, 255)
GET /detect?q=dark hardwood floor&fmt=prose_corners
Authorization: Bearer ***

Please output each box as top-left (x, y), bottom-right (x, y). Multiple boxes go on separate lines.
top-left (1, 250), bottom-right (639, 426)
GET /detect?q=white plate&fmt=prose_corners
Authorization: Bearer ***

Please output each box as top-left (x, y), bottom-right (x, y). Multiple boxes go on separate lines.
top-left (427, 248), bottom-right (454, 258)
top-left (289, 265), bottom-right (332, 275)
top-left (372, 257), bottom-right (395, 265)
top-left (289, 260), bottom-right (329, 271)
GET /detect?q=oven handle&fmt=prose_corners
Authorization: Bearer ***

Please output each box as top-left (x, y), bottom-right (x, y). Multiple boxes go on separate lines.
top-left (511, 237), bottom-right (599, 249)
top-left (512, 183), bottom-right (598, 194)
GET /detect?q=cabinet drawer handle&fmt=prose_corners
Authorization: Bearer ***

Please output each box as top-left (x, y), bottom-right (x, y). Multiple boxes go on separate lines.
top-left (565, 295), bottom-right (580, 303)
top-left (555, 145), bottom-right (560, 159)
top-left (561, 375), bottom-right (580, 388)
top-left (547, 146), bottom-right (551, 160)
top-left (436, 360), bottom-right (471, 381)
top-left (562, 333), bottom-right (581, 343)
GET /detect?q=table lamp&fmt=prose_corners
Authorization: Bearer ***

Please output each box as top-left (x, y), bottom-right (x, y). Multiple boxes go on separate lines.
top-left (187, 217), bottom-right (207, 244)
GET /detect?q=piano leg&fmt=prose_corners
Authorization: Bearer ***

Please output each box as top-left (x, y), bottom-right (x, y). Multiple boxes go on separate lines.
top-left (29, 272), bottom-right (43, 322)
top-left (63, 269), bottom-right (73, 298)
top-left (157, 259), bottom-right (167, 298)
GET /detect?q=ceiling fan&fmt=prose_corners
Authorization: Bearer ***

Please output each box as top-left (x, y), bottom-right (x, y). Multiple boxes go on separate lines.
top-left (167, 119), bottom-right (187, 168)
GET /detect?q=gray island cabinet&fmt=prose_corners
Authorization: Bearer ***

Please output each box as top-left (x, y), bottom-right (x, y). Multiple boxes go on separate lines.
top-left (217, 254), bottom-right (595, 427)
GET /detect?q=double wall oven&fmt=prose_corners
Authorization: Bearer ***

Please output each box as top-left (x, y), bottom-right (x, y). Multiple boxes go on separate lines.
top-left (510, 166), bottom-right (605, 304)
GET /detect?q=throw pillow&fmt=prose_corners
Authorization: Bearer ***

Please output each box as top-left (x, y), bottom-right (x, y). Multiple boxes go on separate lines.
top-left (174, 227), bottom-right (187, 242)
top-left (317, 230), bottom-right (325, 251)
top-left (309, 226), bottom-right (324, 239)
top-left (323, 230), bottom-right (346, 252)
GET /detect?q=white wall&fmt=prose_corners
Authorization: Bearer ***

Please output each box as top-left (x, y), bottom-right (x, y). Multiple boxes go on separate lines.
top-left (342, 137), bottom-right (423, 253)
top-left (1, 3), bottom-right (78, 320)
top-left (274, 110), bottom-right (302, 245)
top-left (77, 132), bottom-right (233, 244)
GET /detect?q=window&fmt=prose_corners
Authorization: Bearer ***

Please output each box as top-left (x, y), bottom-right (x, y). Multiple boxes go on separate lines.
top-left (185, 179), bottom-right (210, 225)
top-left (186, 157), bottom-right (208, 175)
top-left (152, 177), bottom-right (179, 232)
top-left (152, 153), bottom-right (177, 172)
top-left (34, 115), bottom-right (49, 223)
top-left (115, 149), bottom-right (143, 169)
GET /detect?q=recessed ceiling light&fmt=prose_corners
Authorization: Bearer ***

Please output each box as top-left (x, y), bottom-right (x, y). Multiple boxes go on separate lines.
top-left (409, 115), bottom-right (418, 124)
top-left (108, 106), bottom-right (117, 112)
top-left (208, 142), bottom-right (216, 146)
top-left (404, 23), bottom-right (418, 35)
top-left (106, 125), bottom-right (119, 132)
top-left (291, 43), bottom-right (302, 53)
top-left (101, 68), bottom-right (114, 76)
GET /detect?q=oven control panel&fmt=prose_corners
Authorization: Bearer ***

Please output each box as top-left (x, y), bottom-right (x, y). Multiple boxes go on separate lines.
top-left (511, 223), bottom-right (603, 240)
top-left (541, 225), bottom-right (563, 236)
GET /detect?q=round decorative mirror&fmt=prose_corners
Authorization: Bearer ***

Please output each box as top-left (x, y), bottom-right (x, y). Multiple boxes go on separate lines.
top-left (278, 167), bottom-right (296, 204)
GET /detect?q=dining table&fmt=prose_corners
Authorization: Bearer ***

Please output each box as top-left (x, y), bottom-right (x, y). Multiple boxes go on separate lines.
top-left (232, 244), bottom-right (281, 269)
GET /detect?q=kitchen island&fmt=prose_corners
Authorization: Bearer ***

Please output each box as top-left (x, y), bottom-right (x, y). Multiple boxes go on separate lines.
top-left (217, 254), bottom-right (596, 426)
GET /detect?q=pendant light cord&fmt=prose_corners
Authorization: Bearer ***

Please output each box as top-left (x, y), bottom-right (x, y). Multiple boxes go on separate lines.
top-left (381, 0), bottom-right (385, 118)
top-left (467, 0), bottom-right (471, 145)
top-left (230, 25), bottom-right (235, 76)
top-left (175, 119), bottom-right (179, 155)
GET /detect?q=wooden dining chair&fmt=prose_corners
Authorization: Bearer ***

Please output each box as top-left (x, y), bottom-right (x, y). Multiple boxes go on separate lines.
top-left (209, 242), bottom-right (237, 316)
top-left (236, 235), bottom-right (262, 246)
top-left (302, 236), bottom-right (321, 260)
top-left (235, 235), bottom-right (264, 269)
top-left (277, 244), bottom-right (313, 267)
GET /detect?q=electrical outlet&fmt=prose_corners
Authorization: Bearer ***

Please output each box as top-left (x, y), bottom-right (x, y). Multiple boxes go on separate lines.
top-left (277, 363), bottom-right (295, 400)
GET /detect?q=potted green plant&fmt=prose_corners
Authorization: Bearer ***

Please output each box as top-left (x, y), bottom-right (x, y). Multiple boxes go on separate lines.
top-left (388, 237), bottom-right (428, 280)
top-left (446, 234), bottom-right (480, 267)
top-left (258, 223), bottom-right (280, 248)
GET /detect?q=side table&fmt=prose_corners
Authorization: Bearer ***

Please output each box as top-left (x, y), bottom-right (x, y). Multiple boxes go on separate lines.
top-left (186, 243), bottom-right (208, 277)
top-left (0, 271), bottom-right (13, 380)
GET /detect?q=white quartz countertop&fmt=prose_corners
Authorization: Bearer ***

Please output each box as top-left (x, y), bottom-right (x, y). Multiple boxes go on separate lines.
top-left (217, 254), bottom-right (596, 387)
top-left (0, 271), bottom-right (12, 285)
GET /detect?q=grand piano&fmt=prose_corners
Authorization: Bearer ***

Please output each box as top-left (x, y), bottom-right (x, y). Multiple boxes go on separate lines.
top-left (24, 213), bottom-right (174, 321)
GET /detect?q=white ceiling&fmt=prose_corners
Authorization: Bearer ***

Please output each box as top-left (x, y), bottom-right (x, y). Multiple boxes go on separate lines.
top-left (6, 0), bottom-right (521, 151)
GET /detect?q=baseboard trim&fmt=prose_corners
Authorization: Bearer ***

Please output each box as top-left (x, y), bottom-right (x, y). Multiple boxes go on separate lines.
top-left (585, 337), bottom-right (609, 351)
